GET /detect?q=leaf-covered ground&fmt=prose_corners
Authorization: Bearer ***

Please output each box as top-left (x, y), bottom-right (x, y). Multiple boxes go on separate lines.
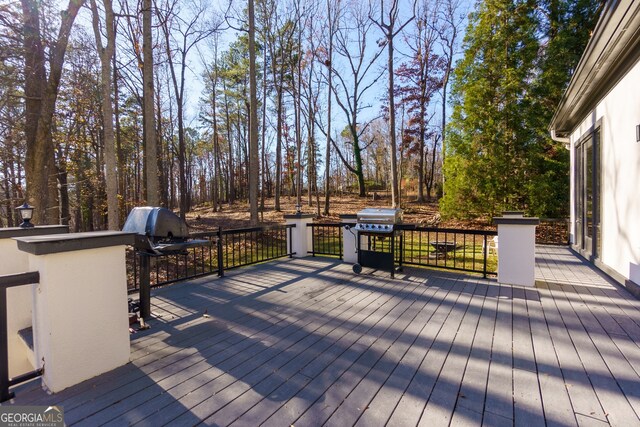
top-left (185, 194), bottom-right (568, 245)
top-left (186, 194), bottom-right (494, 231)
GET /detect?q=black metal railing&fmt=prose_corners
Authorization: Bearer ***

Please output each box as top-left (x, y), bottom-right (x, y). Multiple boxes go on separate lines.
top-left (307, 223), bottom-right (343, 258)
top-left (127, 224), bottom-right (295, 293)
top-left (306, 223), bottom-right (498, 278)
top-left (397, 226), bottom-right (498, 277)
top-left (536, 218), bottom-right (570, 246)
top-left (127, 238), bottom-right (219, 292)
top-left (220, 224), bottom-right (294, 270)
top-left (0, 271), bottom-right (43, 403)
top-left (127, 221), bottom-right (500, 302)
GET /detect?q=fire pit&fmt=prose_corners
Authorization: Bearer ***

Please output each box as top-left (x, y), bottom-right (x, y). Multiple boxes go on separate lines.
top-left (123, 207), bottom-right (211, 319)
top-left (352, 208), bottom-right (404, 278)
top-left (429, 241), bottom-right (457, 259)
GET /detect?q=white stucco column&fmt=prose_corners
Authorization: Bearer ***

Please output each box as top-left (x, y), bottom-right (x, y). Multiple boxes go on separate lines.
top-left (494, 212), bottom-right (540, 287)
top-left (340, 214), bottom-right (358, 264)
top-left (14, 231), bottom-right (134, 393)
top-left (629, 262), bottom-right (640, 286)
top-left (0, 226), bottom-right (68, 378)
top-left (284, 213), bottom-right (315, 258)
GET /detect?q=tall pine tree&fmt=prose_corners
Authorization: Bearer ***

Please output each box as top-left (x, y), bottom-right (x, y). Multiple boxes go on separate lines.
top-left (443, 0), bottom-right (539, 218)
top-left (526, 0), bottom-right (603, 217)
top-left (442, 0), bottom-right (602, 218)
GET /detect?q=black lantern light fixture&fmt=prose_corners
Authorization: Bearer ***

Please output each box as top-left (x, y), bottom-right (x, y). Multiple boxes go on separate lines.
top-left (16, 202), bottom-right (35, 228)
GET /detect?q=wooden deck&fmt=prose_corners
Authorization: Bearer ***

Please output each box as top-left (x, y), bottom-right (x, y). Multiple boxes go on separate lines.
top-left (8, 246), bottom-right (640, 426)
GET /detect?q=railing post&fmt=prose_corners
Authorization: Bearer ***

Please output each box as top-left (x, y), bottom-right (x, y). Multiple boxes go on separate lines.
top-left (139, 253), bottom-right (151, 320)
top-left (0, 287), bottom-right (14, 402)
top-left (339, 214), bottom-right (357, 264)
top-left (399, 232), bottom-right (404, 268)
top-left (310, 225), bottom-right (316, 257)
top-left (483, 234), bottom-right (488, 279)
top-left (217, 227), bottom-right (224, 277)
top-left (284, 214), bottom-right (314, 258)
top-left (390, 233), bottom-right (395, 279)
top-left (494, 212), bottom-right (540, 286)
top-left (288, 226), bottom-right (293, 258)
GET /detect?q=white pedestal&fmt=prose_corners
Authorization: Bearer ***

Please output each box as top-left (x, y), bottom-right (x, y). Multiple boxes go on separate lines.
top-left (15, 231), bottom-right (134, 393)
top-left (630, 263), bottom-right (640, 285)
top-left (340, 215), bottom-right (358, 264)
top-left (285, 214), bottom-right (315, 258)
top-left (0, 226), bottom-right (67, 378)
top-left (494, 213), bottom-right (539, 287)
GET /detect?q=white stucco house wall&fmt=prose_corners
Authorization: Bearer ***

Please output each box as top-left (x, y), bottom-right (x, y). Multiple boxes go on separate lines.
top-left (549, 0), bottom-right (640, 295)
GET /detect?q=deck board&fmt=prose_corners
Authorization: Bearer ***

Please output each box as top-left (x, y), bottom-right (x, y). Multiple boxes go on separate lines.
top-left (453, 279), bottom-right (499, 420)
top-left (6, 247), bottom-right (640, 426)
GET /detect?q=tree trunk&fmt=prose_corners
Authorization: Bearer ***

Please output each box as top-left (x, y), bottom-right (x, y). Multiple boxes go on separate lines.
top-left (25, 0), bottom-right (84, 224)
top-left (387, 33), bottom-right (399, 207)
top-left (21, 0), bottom-right (46, 223)
top-left (56, 145), bottom-right (70, 226)
top-left (143, 0), bottom-right (159, 206)
top-left (223, 87), bottom-right (235, 205)
top-left (352, 130), bottom-right (366, 197)
top-left (211, 87), bottom-right (219, 211)
top-left (441, 59), bottom-right (450, 193)
top-left (155, 76), bottom-right (168, 206)
top-left (90, 0), bottom-right (119, 230)
top-left (114, 36), bottom-right (126, 220)
top-left (426, 134), bottom-right (439, 199)
top-left (417, 97), bottom-right (426, 202)
top-left (248, 0), bottom-right (259, 224)
top-left (2, 161), bottom-right (13, 227)
top-left (260, 51), bottom-right (268, 219)
top-left (275, 88), bottom-right (283, 211)
top-left (323, 0), bottom-right (335, 216)
top-left (294, 81), bottom-right (302, 210)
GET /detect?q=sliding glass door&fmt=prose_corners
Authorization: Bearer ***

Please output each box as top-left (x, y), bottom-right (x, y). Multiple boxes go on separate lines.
top-left (575, 128), bottom-right (601, 260)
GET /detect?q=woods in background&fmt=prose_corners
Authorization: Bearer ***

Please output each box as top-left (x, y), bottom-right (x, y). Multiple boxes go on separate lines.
top-left (442, 0), bottom-right (603, 218)
top-left (0, 0), bottom-right (600, 230)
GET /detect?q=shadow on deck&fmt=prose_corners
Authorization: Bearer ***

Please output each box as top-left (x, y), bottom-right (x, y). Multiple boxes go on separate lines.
top-left (7, 247), bottom-right (640, 426)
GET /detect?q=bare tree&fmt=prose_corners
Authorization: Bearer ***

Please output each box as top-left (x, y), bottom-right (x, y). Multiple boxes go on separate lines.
top-left (143, 0), bottom-right (159, 206)
top-left (199, 35), bottom-right (223, 212)
top-left (370, 0), bottom-right (415, 208)
top-left (300, 1), bottom-right (322, 214)
top-left (89, 0), bottom-right (119, 229)
top-left (328, 1), bottom-right (384, 197)
top-left (156, 0), bottom-right (217, 219)
top-left (322, 0), bottom-right (340, 214)
top-left (257, 0), bottom-right (298, 211)
top-left (435, 0), bottom-right (464, 190)
top-left (22, 0), bottom-right (85, 224)
top-left (396, 0), bottom-right (442, 202)
top-left (248, 0), bottom-right (259, 224)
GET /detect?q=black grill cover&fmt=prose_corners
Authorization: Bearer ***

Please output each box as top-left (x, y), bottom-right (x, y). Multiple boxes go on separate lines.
top-left (122, 207), bottom-right (189, 242)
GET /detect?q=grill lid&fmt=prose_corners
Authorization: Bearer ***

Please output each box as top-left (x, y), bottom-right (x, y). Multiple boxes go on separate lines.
top-left (356, 208), bottom-right (403, 224)
top-left (123, 207), bottom-right (189, 242)
top-left (354, 208), bottom-right (403, 233)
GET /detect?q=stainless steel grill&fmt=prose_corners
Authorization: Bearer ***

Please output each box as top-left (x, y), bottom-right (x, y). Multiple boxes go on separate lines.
top-left (123, 206), bottom-right (211, 320)
top-left (354, 208), bottom-right (403, 233)
top-left (352, 207), bottom-right (403, 277)
top-left (123, 206), bottom-right (209, 254)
